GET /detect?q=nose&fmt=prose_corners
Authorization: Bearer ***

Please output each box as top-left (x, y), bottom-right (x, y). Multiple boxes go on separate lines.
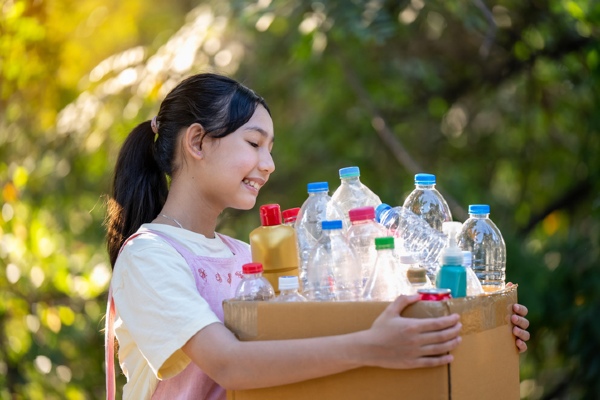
top-left (259, 148), bottom-right (275, 174)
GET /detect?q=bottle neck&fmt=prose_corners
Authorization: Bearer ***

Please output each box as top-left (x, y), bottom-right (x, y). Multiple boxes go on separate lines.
top-left (243, 273), bottom-right (263, 279)
top-left (415, 184), bottom-right (435, 189)
top-left (469, 213), bottom-right (490, 219)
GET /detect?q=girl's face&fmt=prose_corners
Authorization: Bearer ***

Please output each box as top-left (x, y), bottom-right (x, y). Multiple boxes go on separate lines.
top-left (197, 104), bottom-right (275, 211)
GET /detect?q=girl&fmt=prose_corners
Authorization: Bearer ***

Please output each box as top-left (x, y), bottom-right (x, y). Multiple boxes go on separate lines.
top-left (105, 73), bottom-right (530, 399)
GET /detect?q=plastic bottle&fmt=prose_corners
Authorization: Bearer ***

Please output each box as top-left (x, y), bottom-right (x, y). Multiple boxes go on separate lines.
top-left (402, 173), bottom-right (452, 232)
top-left (458, 204), bottom-right (506, 293)
top-left (234, 262), bottom-right (275, 301)
top-left (400, 252), bottom-right (432, 292)
top-left (375, 203), bottom-right (447, 283)
top-left (306, 220), bottom-right (362, 301)
top-left (363, 237), bottom-right (413, 301)
top-left (346, 206), bottom-right (387, 288)
top-left (462, 250), bottom-right (484, 296)
top-left (249, 204), bottom-right (300, 294)
top-left (295, 182), bottom-right (345, 291)
top-left (331, 166), bottom-right (381, 226)
top-left (274, 276), bottom-right (308, 302)
top-left (282, 207), bottom-right (300, 227)
top-left (436, 222), bottom-right (467, 298)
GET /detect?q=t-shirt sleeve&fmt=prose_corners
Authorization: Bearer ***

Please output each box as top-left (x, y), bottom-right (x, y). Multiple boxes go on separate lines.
top-left (111, 235), bottom-right (221, 379)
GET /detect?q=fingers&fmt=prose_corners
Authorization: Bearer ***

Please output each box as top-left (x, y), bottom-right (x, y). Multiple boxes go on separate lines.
top-left (386, 295), bottom-right (420, 316)
top-left (413, 314), bottom-right (461, 334)
top-left (512, 303), bottom-right (528, 317)
top-left (511, 313), bottom-right (530, 330)
top-left (513, 325), bottom-right (530, 343)
top-left (515, 338), bottom-right (528, 353)
top-left (410, 353), bottom-right (455, 369)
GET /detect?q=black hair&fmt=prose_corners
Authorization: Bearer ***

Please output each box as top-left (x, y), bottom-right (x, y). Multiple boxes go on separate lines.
top-left (105, 73), bottom-right (270, 267)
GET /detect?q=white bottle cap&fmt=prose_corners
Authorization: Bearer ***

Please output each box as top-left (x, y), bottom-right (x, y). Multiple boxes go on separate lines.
top-left (278, 276), bottom-right (300, 291)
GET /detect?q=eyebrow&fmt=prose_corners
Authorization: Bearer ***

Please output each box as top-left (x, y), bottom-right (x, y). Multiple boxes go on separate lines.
top-left (244, 126), bottom-right (274, 143)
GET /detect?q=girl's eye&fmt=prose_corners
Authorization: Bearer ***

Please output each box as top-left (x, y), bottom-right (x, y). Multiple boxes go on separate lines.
top-left (247, 141), bottom-right (259, 148)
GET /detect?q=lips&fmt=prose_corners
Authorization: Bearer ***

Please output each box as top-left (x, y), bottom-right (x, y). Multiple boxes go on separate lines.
top-left (243, 179), bottom-right (261, 190)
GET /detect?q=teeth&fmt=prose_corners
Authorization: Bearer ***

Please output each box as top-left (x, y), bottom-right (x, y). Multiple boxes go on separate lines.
top-left (243, 179), bottom-right (260, 190)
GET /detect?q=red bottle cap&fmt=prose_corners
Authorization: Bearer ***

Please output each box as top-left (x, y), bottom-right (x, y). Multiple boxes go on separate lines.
top-left (349, 206), bottom-right (375, 222)
top-left (242, 262), bottom-right (263, 274)
top-left (259, 204), bottom-right (282, 226)
top-left (282, 207), bottom-right (300, 224)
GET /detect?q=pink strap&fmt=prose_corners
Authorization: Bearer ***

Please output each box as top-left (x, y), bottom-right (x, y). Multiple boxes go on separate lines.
top-left (105, 286), bottom-right (116, 400)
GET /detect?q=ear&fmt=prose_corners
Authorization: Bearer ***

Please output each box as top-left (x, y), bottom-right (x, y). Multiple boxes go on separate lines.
top-left (182, 123), bottom-right (206, 160)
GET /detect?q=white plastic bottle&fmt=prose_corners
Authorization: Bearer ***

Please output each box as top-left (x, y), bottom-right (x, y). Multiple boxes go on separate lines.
top-left (275, 276), bottom-right (308, 302)
top-left (331, 166), bottom-right (381, 226)
top-left (462, 250), bottom-right (484, 296)
top-left (234, 263), bottom-right (275, 301)
top-left (306, 220), bottom-right (362, 301)
top-left (346, 206), bottom-right (387, 289)
top-left (403, 173), bottom-right (452, 232)
top-left (363, 237), bottom-right (412, 301)
top-left (458, 204), bottom-right (506, 293)
top-left (375, 203), bottom-right (447, 283)
top-left (295, 182), bottom-right (345, 291)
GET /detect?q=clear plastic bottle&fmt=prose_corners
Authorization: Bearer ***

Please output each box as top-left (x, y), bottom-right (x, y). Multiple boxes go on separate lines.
top-left (436, 222), bottom-right (467, 298)
top-left (363, 237), bottom-right (413, 301)
top-left (346, 206), bottom-right (387, 289)
top-left (249, 204), bottom-right (299, 294)
top-left (274, 276), bottom-right (308, 302)
top-left (375, 203), bottom-right (447, 283)
top-left (295, 182), bottom-right (345, 291)
top-left (331, 166), bottom-right (381, 226)
top-left (282, 207), bottom-right (300, 227)
top-left (306, 220), bottom-right (362, 301)
top-left (462, 250), bottom-right (484, 296)
top-left (234, 262), bottom-right (275, 301)
top-left (458, 204), bottom-right (506, 293)
top-left (402, 173), bottom-right (452, 232)
top-left (400, 252), bottom-right (432, 292)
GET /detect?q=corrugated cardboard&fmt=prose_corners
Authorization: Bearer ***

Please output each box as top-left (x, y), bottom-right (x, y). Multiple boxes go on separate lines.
top-left (224, 285), bottom-right (519, 400)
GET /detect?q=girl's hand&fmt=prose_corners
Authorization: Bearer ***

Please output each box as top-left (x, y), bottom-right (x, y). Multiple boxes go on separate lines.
top-left (506, 282), bottom-right (530, 353)
top-left (511, 303), bottom-right (530, 353)
top-left (363, 295), bottom-right (462, 369)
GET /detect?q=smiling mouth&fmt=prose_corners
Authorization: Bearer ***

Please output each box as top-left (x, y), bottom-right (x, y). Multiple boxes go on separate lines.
top-left (243, 179), bottom-right (261, 190)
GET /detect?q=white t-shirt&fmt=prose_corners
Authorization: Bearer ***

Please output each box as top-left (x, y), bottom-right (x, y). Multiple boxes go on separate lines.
top-left (111, 224), bottom-right (246, 400)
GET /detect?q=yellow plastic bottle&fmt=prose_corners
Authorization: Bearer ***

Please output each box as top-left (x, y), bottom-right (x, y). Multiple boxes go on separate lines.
top-left (249, 204), bottom-right (300, 294)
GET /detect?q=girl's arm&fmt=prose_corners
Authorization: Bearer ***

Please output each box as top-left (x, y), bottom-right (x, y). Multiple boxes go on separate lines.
top-left (182, 295), bottom-right (462, 390)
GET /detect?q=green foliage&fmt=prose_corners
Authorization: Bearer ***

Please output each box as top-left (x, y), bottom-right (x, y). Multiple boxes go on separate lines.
top-left (1, 0), bottom-right (599, 398)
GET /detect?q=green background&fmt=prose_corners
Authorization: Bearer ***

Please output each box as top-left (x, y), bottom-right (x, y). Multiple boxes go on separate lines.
top-left (1, 0), bottom-right (599, 399)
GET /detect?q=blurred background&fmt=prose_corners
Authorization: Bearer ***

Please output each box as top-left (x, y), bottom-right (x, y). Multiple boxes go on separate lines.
top-left (1, 0), bottom-right (599, 399)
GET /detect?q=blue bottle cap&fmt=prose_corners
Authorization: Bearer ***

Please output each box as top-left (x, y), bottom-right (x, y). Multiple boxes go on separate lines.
top-left (307, 182), bottom-right (329, 193)
top-left (375, 203), bottom-right (392, 222)
top-left (339, 166), bottom-right (360, 178)
top-left (321, 220), bottom-right (343, 230)
top-left (468, 204), bottom-right (490, 214)
top-left (414, 173), bottom-right (436, 185)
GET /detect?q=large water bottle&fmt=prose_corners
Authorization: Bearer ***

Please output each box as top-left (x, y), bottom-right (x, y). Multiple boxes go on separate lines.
top-left (375, 203), bottom-right (447, 282)
top-left (346, 206), bottom-right (387, 289)
top-left (295, 182), bottom-right (345, 291)
top-left (363, 237), bottom-right (413, 301)
top-left (331, 166), bottom-right (381, 226)
top-left (458, 204), bottom-right (506, 293)
top-left (403, 173), bottom-right (452, 232)
top-left (234, 263), bottom-right (275, 301)
top-left (306, 220), bottom-right (362, 301)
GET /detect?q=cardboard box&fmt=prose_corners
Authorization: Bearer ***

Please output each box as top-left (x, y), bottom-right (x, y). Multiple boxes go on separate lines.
top-left (224, 285), bottom-right (520, 400)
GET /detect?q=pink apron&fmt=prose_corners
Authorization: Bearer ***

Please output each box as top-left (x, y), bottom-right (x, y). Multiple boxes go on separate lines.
top-left (105, 228), bottom-right (248, 400)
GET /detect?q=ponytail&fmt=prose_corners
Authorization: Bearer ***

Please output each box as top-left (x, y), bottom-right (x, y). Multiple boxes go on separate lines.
top-left (106, 121), bottom-right (168, 267)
